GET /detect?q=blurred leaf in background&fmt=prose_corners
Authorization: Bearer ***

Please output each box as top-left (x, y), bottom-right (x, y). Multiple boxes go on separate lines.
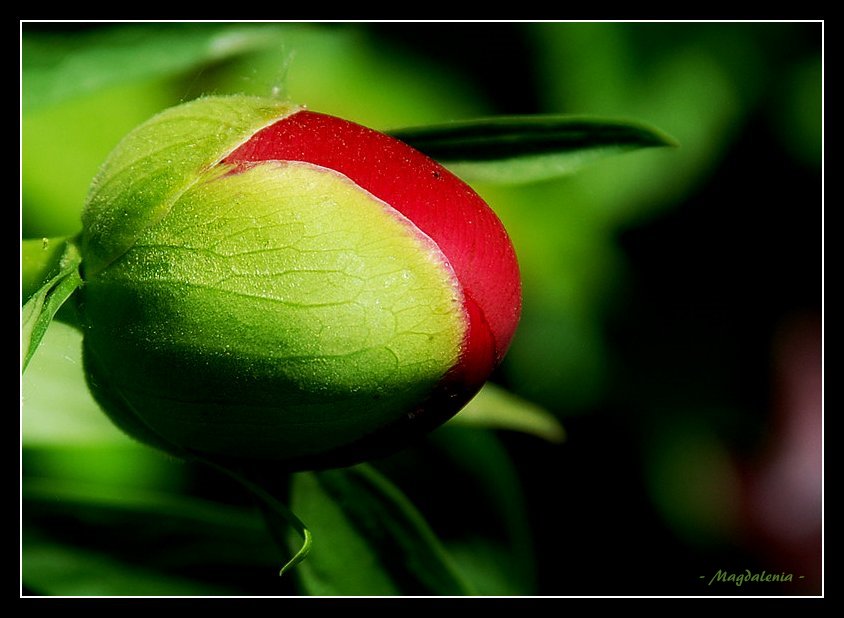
top-left (21, 22), bottom-right (490, 239)
top-left (484, 22), bottom-right (762, 414)
top-left (22, 24), bottom-right (286, 237)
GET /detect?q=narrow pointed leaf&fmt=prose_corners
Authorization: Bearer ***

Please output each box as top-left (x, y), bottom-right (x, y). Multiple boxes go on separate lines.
top-left (21, 239), bottom-right (82, 372)
top-left (290, 464), bottom-right (474, 596)
top-left (389, 115), bottom-right (678, 184)
top-left (449, 382), bottom-right (566, 443)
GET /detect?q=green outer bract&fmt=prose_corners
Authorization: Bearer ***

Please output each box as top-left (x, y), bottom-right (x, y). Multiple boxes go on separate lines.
top-left (79, 95), bottom-right (467, 463)
top-left (81, 96), bottom-right (300, 276)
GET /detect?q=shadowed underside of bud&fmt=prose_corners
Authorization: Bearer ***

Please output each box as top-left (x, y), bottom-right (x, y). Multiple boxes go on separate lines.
top-left (79, 95), bottom-right (521, 468)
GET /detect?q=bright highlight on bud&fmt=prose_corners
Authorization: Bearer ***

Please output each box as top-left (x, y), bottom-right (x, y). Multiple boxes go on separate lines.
top-left (79, 95), bottom-right (521, 469)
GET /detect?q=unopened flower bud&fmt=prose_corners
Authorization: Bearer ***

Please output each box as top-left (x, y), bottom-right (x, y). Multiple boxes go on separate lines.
top-left (79, 95), bottom-right (521, 469)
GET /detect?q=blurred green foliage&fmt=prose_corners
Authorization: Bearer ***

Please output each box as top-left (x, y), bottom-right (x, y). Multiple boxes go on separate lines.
top-left (21, 21), bottom-right (821, 596)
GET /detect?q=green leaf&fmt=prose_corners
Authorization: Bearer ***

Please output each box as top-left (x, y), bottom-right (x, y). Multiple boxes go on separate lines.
top-left (374, 425), bottom-right (538, 595)
top-left (290, 464), bottom-right (474, 596)
top-left (23, 478), bottom-right (273, 548)
top-left (22, 320), bottom-right (132, 448)
top-left (22, 23), bottom-right (286, 113)
top-left (450, 382), bottom-right (566, 443)
top-left (21, 238), bottom-right (82, 372)
top-left (22, 477), bottom-right (285, 595)
top-left (23, 535), bottom-right (237, 596)
top-left (389, 115), bottom-right (678, 184)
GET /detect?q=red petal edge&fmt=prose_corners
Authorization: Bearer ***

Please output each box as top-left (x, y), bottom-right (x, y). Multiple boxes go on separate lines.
top-left (224, 111), bottom-right (521, 393)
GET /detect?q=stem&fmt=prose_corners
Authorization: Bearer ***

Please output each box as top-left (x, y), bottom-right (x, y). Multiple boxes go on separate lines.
top-left (196, 457), bottom-right (312, 576)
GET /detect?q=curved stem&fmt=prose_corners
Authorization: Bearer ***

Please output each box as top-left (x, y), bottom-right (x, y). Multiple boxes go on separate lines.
top-left (195, 456), bottom-right (312, 576)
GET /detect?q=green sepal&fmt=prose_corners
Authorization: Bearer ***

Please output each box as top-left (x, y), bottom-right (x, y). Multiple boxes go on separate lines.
top-left (81, 161), bottom-right (465, 462)
top-left (81, 95), bottom-right (300, 277)
top-left (450, 382), bottom-right (566, 443)
top-left (22, 238), bottom-right (83, 372)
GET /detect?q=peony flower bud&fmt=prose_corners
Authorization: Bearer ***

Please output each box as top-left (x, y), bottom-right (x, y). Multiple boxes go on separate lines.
top-left (78, 95), bottom-right (521, 469)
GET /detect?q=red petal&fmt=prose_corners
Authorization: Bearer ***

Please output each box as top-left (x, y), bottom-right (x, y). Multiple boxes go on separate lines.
top-left (224, 111), bottom-right (521, 388)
